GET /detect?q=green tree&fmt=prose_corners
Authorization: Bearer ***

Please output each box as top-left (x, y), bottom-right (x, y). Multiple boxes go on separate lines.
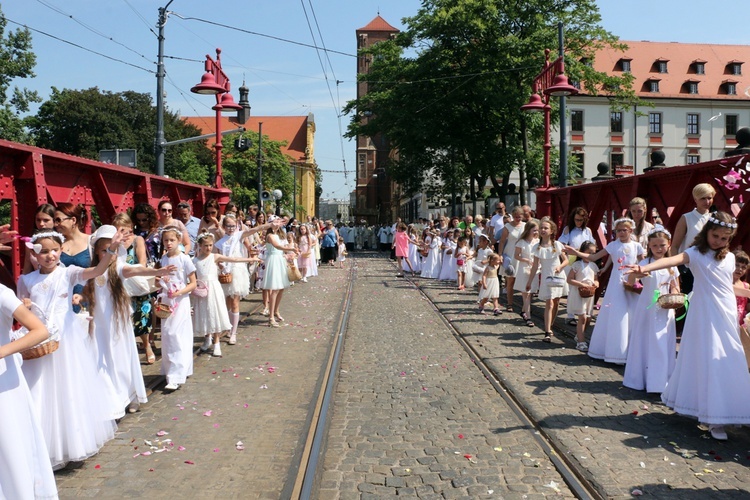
top-left (345, 0), bottom-right (637, 201)
top-left (0, 9), bottom-right (41, 142)
top-left (26, 87), bottom-right (213, 179)
top-left (222, 131), bottom-right (296, 213)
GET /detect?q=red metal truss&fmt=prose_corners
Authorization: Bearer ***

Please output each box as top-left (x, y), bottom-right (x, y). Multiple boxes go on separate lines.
top-left (537, 154), bottom-right (750, 252)
top-left (0, 139), bottom-right (230, 287)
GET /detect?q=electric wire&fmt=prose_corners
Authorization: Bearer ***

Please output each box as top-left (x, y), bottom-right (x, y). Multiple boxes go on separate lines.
top-left (176, 15), bottom-right (356, 58)
top-left (5, 18), bottom-right (155, 74)
top-left (121, 0), bottom-right (158, 37)
top-left (32, 0), bottom-right (156, 65)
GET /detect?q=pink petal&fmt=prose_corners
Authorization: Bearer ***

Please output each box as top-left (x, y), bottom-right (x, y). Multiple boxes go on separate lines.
top-left (178, 446), bottom-right (186, 451)
top-left (156, 431), bottom-right (168, 437)
top-left (184, 460), bottom-right (195, 465)
top-left (203, 411), bottom-right (212, 417)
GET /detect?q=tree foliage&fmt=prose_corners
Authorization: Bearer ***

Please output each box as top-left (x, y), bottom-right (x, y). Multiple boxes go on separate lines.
top-left (0, 9), bottom-right (41, 142)
top-left (345, 0), bottom-right (637, 198)
top-left (222, 131), bottom-right (296, 213)
top-left (26, 87), bottom-right (214, 179)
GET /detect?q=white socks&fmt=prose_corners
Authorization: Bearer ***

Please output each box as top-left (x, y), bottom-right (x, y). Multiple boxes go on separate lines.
top-left (229, 312), bottom-right (240, 336)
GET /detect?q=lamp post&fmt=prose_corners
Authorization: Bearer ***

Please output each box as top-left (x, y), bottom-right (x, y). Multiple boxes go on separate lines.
top-left (190, 48), bottom-right (245, 189)
top-left (520, 34), bottom-right (578, 191)
top-left (272, 189), bottom-right (283, 216)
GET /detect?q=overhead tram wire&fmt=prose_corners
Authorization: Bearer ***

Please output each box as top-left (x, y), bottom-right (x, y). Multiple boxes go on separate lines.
top-left (175, 16), bottom-right (356, 58)
top-left (304, 0), bottom-right (350, 181)
top-left (121, 0), bottom-right (159, 37)
top-left (5, 19), bottom-right (155, 74)
top-left (32, 0), bottom-right (156, 65)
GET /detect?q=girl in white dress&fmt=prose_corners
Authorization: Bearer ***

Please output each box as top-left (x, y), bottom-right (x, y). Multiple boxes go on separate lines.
top-left (18, 230), bottom-right (121, 470)
top-left (85, 225), bottom-right (174, 416)
top-left (514, 221), bottom-right (539, 327)
top-left (628, 212), bottom-right (750, 440)
top-left (478, 254), bottom-right (502, 314)
top-left (262, 224), bottom-right (298, 327)
top-left (623, 227), bottom-right (678, 393)
top-left (194, 232), bottom-right (258, 357)
top-left (438, 229), bottom-right (459, 281)
top-left (420, 231), bottom-right (442, 279)
top-left (566, 241), bottom-right (600, 352)
top-left (0, 283), bottom-right (58, 499)
top-left (526, 217), bottom-right (568, 342)
top-left (567, 218), bottom-right (644, 364)
top-left (159, 227), bottom-right (197, 391)
top-left (455, 236), bottom-right (470, 290)
top-left (403, 225), bottom-right (422, 274)
top-left (467, 234), bottom-right (492, 288)
top-left (296, 224), bottom-right (316, 282)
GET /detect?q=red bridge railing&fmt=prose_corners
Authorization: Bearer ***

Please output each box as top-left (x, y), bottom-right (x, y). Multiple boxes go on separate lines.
top-left (0, 139), bottom-right (230, 287)
top-left (536, 154), bottom-right (750, 252)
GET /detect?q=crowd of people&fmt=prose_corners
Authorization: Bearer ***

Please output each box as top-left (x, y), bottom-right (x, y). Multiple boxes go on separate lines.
top-left (380, 184), bottom-right (750, 443)
top-left (1, 200), bottom-right (345, 498)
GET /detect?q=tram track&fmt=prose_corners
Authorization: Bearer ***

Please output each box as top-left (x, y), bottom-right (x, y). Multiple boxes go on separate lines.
top-left (403, 269), bottom-right (604, 500)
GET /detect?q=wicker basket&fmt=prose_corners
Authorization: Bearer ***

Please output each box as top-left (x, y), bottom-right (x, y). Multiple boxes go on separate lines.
top-left (218, 273), bottom-right (233, 284)
top-left (623, 282), bottom-right (643, 294)
top-left (578, 284), bottom-right (596, 298)
top-left (657, 293), bottom-right (686, 310)
top-left (21, 339), bottom-right (59, 360)
top-left (154, 301), bottom-right (173, 319)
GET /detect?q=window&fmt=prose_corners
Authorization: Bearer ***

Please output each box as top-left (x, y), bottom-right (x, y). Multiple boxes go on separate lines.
top-left (726, 114), bottom-right (739, 136)
top-left (649, 80), bottom-right (660, 93)
top-left (695, 62), bottom-right (705, 74)
top-left (687, 154), bottom-right (700, 165)
top-left (571, 110), bottom-right (584, 132)
top-left (687, 113), bottom-right (700, 135)
top-left (572, 153), bottom-right (585, 171)
top-left (610, 112), bottom-right (623, 133)
top-left (688, 82), bottom-right (699, 94)
top-left (610, 153), bottom-right (624, 169)
top-left (658, 61), bottom-right (668, 73)
top-left (620, 59), bottom-right (631, 72)
top-left (357, 152), bottom-right (367, 179)
top-left (727, 82), bottom-right (737, 95)
top-left (649, 112), bottom-right (662, 134)
top-left (732, 63), bottom-right (742, 75)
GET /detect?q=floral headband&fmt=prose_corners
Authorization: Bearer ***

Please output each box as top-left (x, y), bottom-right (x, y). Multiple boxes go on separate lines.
top-left (26, 231), bottom-right (66, 253)
top-left (613, 217), bottom-right (635, 229)
top-left (708, 216), bottom-right (738, 229)
top-left (647, 224), bottom-right (672, 240)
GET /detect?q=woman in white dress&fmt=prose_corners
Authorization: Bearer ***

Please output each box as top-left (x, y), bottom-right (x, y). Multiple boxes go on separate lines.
top-left (567, 218), bottom-right (644, 364)
top-left (514, 221), bottom-right (539, 327)
top-left (262, 223), bottom-right (298, 327)
top-left (0, 284), bottom-right (58, 499)
top-left (193, 232), bottom-right (258, 356)
top-left (628, 212), bottom-right (750, 441)
top-left (420, 231), bottom-right (442, 279)
top-left (498, 207), bottom-right (526, 312)
top-left (18, 230), bottom-right (121, 469)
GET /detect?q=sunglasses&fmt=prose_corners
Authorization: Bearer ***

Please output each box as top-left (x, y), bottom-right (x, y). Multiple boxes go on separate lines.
top-left (54, 216), bottom-right (72, 224)
top-left (161, 208), bottom-right (172, 213)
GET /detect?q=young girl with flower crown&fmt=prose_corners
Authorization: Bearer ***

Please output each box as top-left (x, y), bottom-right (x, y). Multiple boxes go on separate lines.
top-left (622, 227), bottom-right (679, 393)
top-left (18, 229), bottom-right (123, 469)
top-left (194, 232), bottom-right (259, 357)
top-left (527, 217), bottom-right (568, 342)
top-left (627, 212), bottom-right (750, 441)
top-left (84, 225), bottom-right (175, 416)
top-left (159, 226), bottom-right (197, 391)
top-left (567, 217), bottom-right (644, 363)
top-left (478, 253), bottom-right (502, 315)
top-left (566, 240), bottom-right (600, 352)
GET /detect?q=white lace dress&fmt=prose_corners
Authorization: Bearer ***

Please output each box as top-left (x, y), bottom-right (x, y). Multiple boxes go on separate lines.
top-left (192, 254), bottom-right (231, 336)
top-left (216, 232), bottom-right (250, 298)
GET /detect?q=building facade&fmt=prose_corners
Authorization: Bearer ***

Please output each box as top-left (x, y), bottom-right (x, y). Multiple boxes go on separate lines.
top-left (354, 15), bottom-right (400, 225)
top-left (556, 41), bottom-right (750, 180)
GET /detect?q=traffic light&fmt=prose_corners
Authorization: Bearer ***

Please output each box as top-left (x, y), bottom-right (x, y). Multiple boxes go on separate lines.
top-left (234, 136), bottom-right (252, 152)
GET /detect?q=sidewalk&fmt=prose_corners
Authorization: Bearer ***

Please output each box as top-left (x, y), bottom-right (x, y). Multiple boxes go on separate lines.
top-left (319, 256), bottom-right (574, 499)
top-left (55, 266), bottom-right (350, 499)
top-left (418, 275), bottom-right (750, 498)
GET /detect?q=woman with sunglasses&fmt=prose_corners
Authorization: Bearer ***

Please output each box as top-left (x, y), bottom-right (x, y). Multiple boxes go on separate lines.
top-left (198, 198), bottom-right (225, 240)
top-left (157, 200), bottom-right (191, 255)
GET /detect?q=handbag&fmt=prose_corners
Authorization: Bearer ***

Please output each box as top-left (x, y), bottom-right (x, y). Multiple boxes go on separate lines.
top-left (123, 275), bottom-right (152, 297)
top-left (218, 272), bottom-right (233, 284)
top-left (287, 263), bottom-right (302, 282)
top-left (192, 279), bottom-right (208, 298)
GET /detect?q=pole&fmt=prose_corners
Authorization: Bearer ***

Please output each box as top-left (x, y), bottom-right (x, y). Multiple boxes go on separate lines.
top-left (154, 1), bottom-right (173, 177)
top-left (214, 100), bottom-right (223, 189)
top-left (558, 22), bottom-right (568, 188)
top-left (293, 164), bottom-right (297, 219)
top-left (257, 122), bottom-right (264, 211)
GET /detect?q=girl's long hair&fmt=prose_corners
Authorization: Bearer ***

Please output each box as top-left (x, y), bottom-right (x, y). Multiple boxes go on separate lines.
top-left (83, 240), bottom-right (130, 334)
top-left (539, 217), bottom-right (558, 249)
top-left (692, 211), bottom-right (735, 260)
top-left (645, 230), bottom-right (672, 259)
top-left (627, 198), bottom-right (648, 239)
top-left (518, 220), bottom-right (539, 241)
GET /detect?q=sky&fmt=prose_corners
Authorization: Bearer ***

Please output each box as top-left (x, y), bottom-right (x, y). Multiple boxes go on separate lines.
top-left (3, 0), bottom-right (746, 201)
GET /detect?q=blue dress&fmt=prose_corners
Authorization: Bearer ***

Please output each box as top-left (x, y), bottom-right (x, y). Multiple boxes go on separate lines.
top-left (61, 248), bottom-right (91, 313)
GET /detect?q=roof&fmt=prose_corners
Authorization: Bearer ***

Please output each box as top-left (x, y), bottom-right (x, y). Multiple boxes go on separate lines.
top-left (182, 115), bottom-right (309, 162)
top-left (589, 40), bottom-right (750, 100)
top-left (357, 15), bottom-right (399, 33)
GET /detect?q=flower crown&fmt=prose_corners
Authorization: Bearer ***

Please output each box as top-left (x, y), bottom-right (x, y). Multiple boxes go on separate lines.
top-left (30, 231), bottom-right (66, 244)
top-left (647, 224), bottom-right (672, 240)
top-left (613, 217), bottom-right (635, 229)
top-left (708, 216), bottom-right (738, 229)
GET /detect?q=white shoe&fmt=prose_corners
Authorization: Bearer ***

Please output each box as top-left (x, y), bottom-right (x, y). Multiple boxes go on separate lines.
top-left (301, 277), bottom-right (308, 283)
top-left (709, 425), bottom-right (728, 440)
top-left (228, 333), bottom-right (237, 345)
top-left (261, 308), bottom-right (270, 316)
top-left (200, 336), bottom-right (212, 352)
top-left (576, 342), bottom-right (589, 352)
top-left (213, 343), bottom-right (222, 357)
top-left (164, 383), bottom-right (179, 391)
top-left (127, 401), bottom-right (140, 413)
